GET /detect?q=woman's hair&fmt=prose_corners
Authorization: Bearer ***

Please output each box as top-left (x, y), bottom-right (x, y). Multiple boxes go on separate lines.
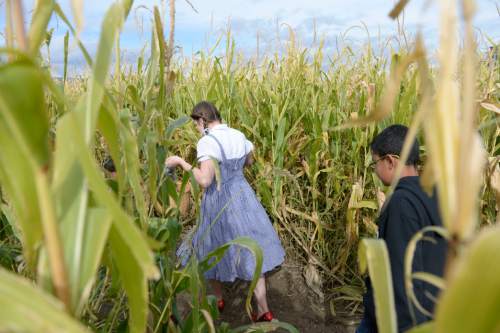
top-left (190, 101), bottom-right (222, 123)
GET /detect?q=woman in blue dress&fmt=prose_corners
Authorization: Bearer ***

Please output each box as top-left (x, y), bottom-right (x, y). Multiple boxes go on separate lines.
top-left (165, 101), bottom-right (285, 322)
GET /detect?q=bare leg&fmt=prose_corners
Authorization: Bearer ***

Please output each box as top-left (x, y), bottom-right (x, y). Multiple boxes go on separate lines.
top-left (209, 280), bottom-right (223, 300)
top-left (253, 277), bottom-right (270, 316)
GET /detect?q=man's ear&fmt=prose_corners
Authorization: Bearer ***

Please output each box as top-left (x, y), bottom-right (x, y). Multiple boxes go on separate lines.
top-left (388, 155), bottom-right (397, 169)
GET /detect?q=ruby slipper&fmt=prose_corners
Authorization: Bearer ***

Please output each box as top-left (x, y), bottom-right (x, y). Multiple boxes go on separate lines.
top-left (251, 311), bottom-right (274, 322)
top-left (217, 299), bottom-right (225, 312)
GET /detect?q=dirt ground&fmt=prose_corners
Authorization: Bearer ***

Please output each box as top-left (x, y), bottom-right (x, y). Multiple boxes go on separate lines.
top-left (212, 261), bottom-right (361, 333)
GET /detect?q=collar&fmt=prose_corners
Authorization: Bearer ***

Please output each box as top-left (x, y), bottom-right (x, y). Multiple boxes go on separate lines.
top-left (208, 124), bottom-right (228, 132)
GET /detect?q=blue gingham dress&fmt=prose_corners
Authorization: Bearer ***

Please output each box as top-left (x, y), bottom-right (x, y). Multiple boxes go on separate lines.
top-left (179, 134), bottom-right (285, 281)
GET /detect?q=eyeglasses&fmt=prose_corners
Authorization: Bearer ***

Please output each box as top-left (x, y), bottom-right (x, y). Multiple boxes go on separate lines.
top-left (369, 154), bottom-right (399, 169)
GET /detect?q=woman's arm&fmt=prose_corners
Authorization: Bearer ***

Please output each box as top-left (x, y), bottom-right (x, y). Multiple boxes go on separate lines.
top-left (244, 151), bottom-right (254, 167)
top-left (165, 156), bottom-right (215, 188)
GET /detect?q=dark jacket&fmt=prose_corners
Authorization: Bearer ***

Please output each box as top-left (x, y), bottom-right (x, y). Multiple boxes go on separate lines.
top-left (362, 176), bottom-right (448, 333)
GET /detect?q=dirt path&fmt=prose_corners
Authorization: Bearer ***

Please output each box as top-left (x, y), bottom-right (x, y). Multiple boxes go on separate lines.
top-left (215, 261), bottom-right (360, 332)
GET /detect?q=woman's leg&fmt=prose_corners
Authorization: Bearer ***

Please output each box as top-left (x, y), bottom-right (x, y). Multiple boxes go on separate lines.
top-left (209, 279), bottom-right (223, 300)
top-left (210, 279), bottom-right (225, 312)
top-left (253, 277), bottom-right (270, 316)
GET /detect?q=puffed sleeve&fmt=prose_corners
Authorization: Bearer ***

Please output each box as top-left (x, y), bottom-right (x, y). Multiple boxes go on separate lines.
top-left (245, 138), bottom-right (254, 154)
top-left (196, 136), bottom-right (221, 162)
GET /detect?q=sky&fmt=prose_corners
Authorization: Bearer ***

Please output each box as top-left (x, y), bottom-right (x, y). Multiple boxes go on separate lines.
top-left (0, 0), bottom-right (498, 75)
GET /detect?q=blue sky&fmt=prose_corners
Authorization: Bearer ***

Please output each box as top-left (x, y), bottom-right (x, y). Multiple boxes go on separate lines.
top-left (1, 0), bottom-right (498, 75)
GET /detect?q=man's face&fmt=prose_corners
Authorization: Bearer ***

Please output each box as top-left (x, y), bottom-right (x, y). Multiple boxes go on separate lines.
top-left (371, 153), bottom-right (397, 186)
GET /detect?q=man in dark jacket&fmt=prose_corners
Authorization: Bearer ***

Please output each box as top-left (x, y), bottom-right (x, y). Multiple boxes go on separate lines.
top-left (356, 125), bottom-right (448, 333)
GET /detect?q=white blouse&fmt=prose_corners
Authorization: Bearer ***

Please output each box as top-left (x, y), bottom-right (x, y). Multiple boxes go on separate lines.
top-left (196, 124), bottom-right (254, 162)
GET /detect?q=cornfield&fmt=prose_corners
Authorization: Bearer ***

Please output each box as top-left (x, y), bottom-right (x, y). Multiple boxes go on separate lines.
top-left (0, 0), bottom-right (498, 332)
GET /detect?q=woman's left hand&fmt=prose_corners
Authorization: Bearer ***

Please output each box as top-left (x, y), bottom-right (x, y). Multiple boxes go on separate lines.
top-left (165, 155), bottom-right (183, 168)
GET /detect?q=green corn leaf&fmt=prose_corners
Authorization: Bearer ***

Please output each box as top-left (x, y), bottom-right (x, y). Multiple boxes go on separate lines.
top-left (28, 0), bottom-right (55, 56)
top-left (165, 177), bottom-right (179, 203)
top-left (404, 226), bottom-right (449, 318)
top-left (434, 225), bottom-right (500, 333)
top-left (63, 113), bottom-right (158, 333)
top-left (0, 203), bottom-right (21, 241)
top-left (53, 3), bottom-right (92, 66)
top-left (109, 226), bottom-right (149, 333)
top-left (0, 268), bottom-right (89, 333)
top-left (358, 238), bottom-right (397, 333)
top-left (53, 100), bottom-right (89, 313)
top-left (353, 200), bottom-right (378, 210)
top-left (70, 0), bottom-right (83, 34)
top-left (65, 112), bottom-right (158, 277)
top-left (63, 31), bottom-right (69, 85)
top-left (120, 111), bottom-right (148, 227)
top-left (126, 84), bottom-right (144, 115)
top-left (121, 0), bottom-right (134, 17)
top-left (165, 116), bottom-right (190, 139)
top-left (0, 61), bottom-right (50, 168)
top-left (153, 6), bottom-right (166, 109)
top-left (0, 125), bottom-right (42, 268)
top-left (198, 237), bottom-right (263, 319)
top-left (186, 258), bottom-right (202, 331)
top-left (98, 101), bottom-right (126, 195)
top-left (84, 2), bottom-right (125, 142)
top-left (147, 134), bottom-right (159, 213)
top-left (233, 321), bottom-right (299, 333)
top-left (75, 208), bottom-right (112, 313)
top-left (405, 322), bottom-right (434, 333)
top-left (142, 29), bottom-right (159, 100)
top-left (0, 61), bottom-right (49, 267)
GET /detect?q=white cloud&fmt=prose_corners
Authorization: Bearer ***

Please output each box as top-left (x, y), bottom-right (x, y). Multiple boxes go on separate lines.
top-left (4, 0), bottom-right (496, 73)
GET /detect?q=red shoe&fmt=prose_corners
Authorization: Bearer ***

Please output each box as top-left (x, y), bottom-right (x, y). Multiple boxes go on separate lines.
top-left (252, 311), bottom-right (274, 322)
top-left (217, 299), bottom-right (225, 312)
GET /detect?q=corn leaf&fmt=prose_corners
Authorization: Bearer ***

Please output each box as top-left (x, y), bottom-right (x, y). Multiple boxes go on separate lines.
top-left (53, 101), bottom-right (89, 313)
top-left (358, 238), bottom-right (397, 333)
top-left (76, 207), bottom-right (112, 313)
top-left (154, 6), bottom-right (166, 109)
top-left (435, 225), bottom-right (500, 333)
top-left (63, 113), bottom-right (158, 332)
top-left (109, 226), bottom-right (149, 333)
top-left (84, 2), bottom-right (125, 142)
top-left (28, 0), bottom-right (55, 56)
top-left (0, 268), bottom-right (89, 332)
top-left (98, 102), bottom-right (126, 195)
top-left (63, 30), bottom-right (69, 85)
top-left (388, 0), bottom-right (411, 19)
top-left (233, 321), bottom-right (299, 333)
top-left (404, 226), bottom-right (449, 318)
top-left (405, 322), bottom-right (434, 333)
top-left (165, 116), bottom-right (190, 139)
top-left (120, 110), bottom-right (148, 227)
top-left (0, 61), bottom-right (49, 167)
top-left (53, 3), bottom-right (92, 66)
top-left (70, 0), bottom-right (83, 34)
top-left (0, 61), bottom-right (49, 266)
top-left (199, 237), bottom-right (263, 319)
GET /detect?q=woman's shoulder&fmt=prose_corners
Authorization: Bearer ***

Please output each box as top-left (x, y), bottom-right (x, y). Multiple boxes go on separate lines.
top-left (213, 125), bottom-right (246, 139)
top-left (227, 127), bottom-right (246, 138)
top-left (196, 135), bottom-right (217, 150)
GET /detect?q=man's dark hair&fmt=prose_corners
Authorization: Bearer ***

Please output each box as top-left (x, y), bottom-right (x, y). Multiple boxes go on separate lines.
top-left (190, 101), bottom-right (222, 123)
top-left (370, 124), bottom-right (420, 166)
top-left (103, 158), bottom-right (116, 173)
